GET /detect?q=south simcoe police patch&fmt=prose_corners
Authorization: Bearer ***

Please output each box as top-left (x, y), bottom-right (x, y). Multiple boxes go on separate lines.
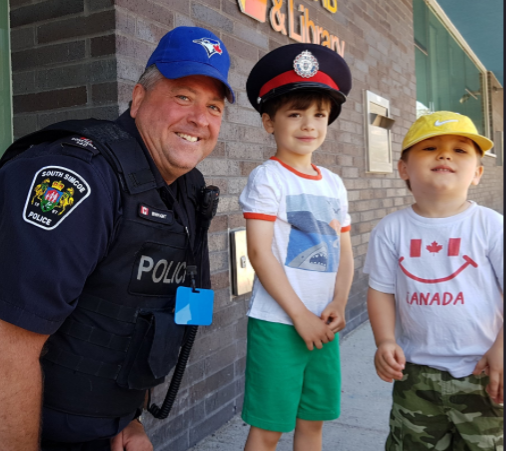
top-left (23, 166), bottom-right (91, 230)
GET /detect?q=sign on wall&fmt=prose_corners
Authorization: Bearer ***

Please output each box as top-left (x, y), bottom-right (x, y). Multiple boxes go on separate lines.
top-left (237, 0), bottom-right (345, 56)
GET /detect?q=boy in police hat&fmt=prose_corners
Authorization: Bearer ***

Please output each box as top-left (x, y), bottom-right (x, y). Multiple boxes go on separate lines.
top-left (239, 43), bottom-right (353, 450)
top-left (364, 112), bottom-right (503, 450)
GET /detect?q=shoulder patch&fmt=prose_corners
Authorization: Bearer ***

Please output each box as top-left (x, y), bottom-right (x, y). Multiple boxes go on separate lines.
top-left (23, 166), bottom-right (91, 230)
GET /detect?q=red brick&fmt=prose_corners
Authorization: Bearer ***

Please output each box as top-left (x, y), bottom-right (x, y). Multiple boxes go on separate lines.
top-left (209, 214), bottom-right (228, 233)
top-left (208, 141), bottom-right (226, 158)
top-left (115, 0), bottom-right (178, 25)
top-left (239, 161), bottom-right (260, 177)
top-left (228, 213), bottom-right (245, 229)
top-left (210, 271), bottom-right (230, 290)
top-left (220, 34), bottom-right (258, 62)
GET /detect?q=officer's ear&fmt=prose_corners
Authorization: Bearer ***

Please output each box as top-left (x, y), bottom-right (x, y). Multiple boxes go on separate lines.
top-left (262, 112), bottom-right (275, 134)
top-left (130, 84), bottom-right (147, 118)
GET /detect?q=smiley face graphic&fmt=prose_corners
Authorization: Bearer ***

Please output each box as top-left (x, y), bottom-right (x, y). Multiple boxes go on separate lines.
top-left (398, 238), bottom-right (478, 284)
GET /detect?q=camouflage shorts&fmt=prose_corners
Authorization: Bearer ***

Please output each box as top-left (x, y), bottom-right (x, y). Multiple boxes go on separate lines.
top-left (386, 363), bottom-right (503, 451)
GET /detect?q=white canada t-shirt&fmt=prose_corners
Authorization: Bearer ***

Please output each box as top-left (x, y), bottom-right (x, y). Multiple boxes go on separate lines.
top-left (364, 202), bottom-right (503, 377)
top-left (239, 157), bottom-right (351, 325)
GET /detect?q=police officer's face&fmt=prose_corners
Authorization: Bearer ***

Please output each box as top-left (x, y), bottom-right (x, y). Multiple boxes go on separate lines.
top-left (131, 75), bottom-right (225, 184)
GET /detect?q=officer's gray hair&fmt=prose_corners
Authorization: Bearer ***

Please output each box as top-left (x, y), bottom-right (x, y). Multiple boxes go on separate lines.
top-left (137, 65), bottom-right (164, 91)
top-left (128, 65), bottom-right (164, 108)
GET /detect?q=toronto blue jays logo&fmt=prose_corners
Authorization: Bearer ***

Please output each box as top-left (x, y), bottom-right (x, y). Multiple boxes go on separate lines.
top-left (193, 38), bottom-right (223, 57)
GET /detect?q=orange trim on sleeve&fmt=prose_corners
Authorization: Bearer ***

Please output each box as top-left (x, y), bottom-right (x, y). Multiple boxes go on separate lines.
top-left (341, 224), bottom-right (351, 233)
top-left (244, 212), bottom-right (277, 221)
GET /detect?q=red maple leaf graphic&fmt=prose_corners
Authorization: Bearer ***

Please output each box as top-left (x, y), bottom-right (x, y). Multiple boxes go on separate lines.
top-left (427, 241), bottom-right (443, 253)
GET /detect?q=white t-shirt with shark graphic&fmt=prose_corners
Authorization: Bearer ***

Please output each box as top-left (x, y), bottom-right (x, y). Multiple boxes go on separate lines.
top-left (239, 157), bottom-right (351, 325)
top-left (364, 202), bottom-right (503, 377)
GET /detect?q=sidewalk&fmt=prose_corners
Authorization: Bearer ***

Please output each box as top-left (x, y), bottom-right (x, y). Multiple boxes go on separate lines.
top-left (190, 321), bottom-right (393, 450)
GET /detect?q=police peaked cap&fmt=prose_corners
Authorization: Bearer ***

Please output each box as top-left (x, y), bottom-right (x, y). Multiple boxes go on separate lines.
top-left (246, 43), bottom-right (352, 124)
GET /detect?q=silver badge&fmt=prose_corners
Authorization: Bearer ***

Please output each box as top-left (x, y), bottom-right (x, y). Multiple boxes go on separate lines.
top-left (293, 51), bottom-right (319, 78)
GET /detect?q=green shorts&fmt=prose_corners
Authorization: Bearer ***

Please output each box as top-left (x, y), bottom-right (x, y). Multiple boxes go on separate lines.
top-left (242, 317), bottom-right (341, 432)
top-left (386, 362), bottom-right (504, 451)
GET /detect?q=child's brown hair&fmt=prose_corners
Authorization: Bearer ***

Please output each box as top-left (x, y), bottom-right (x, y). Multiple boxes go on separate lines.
top-left (262, 90), bottom-right (333, 121)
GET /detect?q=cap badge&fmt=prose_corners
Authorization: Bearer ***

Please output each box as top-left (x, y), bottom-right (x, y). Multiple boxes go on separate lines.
top-left (293, 51), bottom-right (319, 78)
top-left (193, 38), bottom-right (223, 58)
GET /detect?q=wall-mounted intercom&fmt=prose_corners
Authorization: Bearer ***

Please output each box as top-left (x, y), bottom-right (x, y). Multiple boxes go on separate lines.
top-left (229, 228), bottom-right (255, 296)
top-left (364, 90), bottom-right (395, 173)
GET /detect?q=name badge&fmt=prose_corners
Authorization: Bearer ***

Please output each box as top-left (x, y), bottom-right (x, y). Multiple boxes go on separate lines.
top-left (175, 286), bottom-right (214, 326)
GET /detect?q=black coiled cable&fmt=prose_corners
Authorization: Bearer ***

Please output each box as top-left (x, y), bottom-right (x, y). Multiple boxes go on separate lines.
top-left (147, 325), bottom-right (198, 419)
top-left (147, 185), bottom-right (220, 420)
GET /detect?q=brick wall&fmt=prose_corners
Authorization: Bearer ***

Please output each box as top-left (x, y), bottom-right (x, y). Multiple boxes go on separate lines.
top-left (468, 156), bottom-right (503, 213)
top-left (469, 71), bottom-right (504, 214)
top-left (121, 1), bottom-right (418, 450)
top-left (9, 1), bottom-right (503, 450)
top-left (9, 0), bottom-right (118, 138)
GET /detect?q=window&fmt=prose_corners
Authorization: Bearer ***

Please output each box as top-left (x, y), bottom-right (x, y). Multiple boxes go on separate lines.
top-left (413, 0), bottom-right (488, 136)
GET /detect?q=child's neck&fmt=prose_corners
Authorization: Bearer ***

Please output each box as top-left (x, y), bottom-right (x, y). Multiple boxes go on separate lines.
top-left (274, 149), bottom-right (317, 176)
top-left (412, 192), bottom-right (471, 218)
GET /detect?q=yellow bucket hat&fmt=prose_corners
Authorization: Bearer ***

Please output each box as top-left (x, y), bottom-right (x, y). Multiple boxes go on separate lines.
top-left (402, 111), bottom-right (493, 155)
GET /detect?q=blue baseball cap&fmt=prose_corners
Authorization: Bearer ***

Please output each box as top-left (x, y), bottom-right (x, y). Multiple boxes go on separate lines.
top-left (146, 26), bottom-right (235, 103)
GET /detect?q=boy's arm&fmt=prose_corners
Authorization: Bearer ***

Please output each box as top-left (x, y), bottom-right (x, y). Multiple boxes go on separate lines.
top-left (367, 288), bottom-right (405, 382)
top-left (320, 231), bottom-right (353, 333)
top-left (246, 219), bottom-right (334, 350)
top-left (473, 215), bottom-right (503, 403)
top-left (473, 325), bottom-right (503, 404)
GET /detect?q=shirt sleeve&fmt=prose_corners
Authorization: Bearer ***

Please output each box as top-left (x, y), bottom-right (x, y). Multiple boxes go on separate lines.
top-left (339, 183), bottom-right (351, 233)
top-left (0, 143), bottom-right (120, 334)
top-left (487, 212), bottom-right (504, 293)
top-left (239, 166), bottom-right (281, 222)
top-left (363, 219), bottom-right (397, 294)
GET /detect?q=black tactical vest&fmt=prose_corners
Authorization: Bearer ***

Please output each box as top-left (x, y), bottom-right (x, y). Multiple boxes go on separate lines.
top-left (1, 119), bottom-right (206, 418)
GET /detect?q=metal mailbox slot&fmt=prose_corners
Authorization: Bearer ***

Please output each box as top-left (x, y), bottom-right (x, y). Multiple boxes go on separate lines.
top-left (364, 90), bottom-right (395, 173)
top-left (229, 228), bottom-right (255, 296)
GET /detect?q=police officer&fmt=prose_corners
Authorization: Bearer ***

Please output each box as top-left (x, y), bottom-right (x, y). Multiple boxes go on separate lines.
top-left (0, 26), bottom-right (234, 451)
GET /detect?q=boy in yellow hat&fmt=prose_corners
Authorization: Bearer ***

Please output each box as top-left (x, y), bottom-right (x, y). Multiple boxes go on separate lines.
top-left (364, 111), bottom-right (503, 450)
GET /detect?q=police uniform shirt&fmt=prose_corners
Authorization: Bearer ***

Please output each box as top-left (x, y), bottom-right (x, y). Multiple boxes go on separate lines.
top-left (0, 110), bottom-right (210, 442)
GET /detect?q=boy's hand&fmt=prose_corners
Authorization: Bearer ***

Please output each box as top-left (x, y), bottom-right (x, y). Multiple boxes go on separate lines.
top-left (320, 301), bottom-right (346, 333)
top-left (374, 341), bottom-right (405, 383)
top-left (293, 310), bottom-right (335, 351)
top-left (473, 339), bottom-right (503, 404)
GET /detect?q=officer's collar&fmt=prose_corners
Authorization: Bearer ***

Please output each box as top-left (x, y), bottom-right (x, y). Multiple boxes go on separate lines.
top-left (115, 109), bottom-right (168, 189)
